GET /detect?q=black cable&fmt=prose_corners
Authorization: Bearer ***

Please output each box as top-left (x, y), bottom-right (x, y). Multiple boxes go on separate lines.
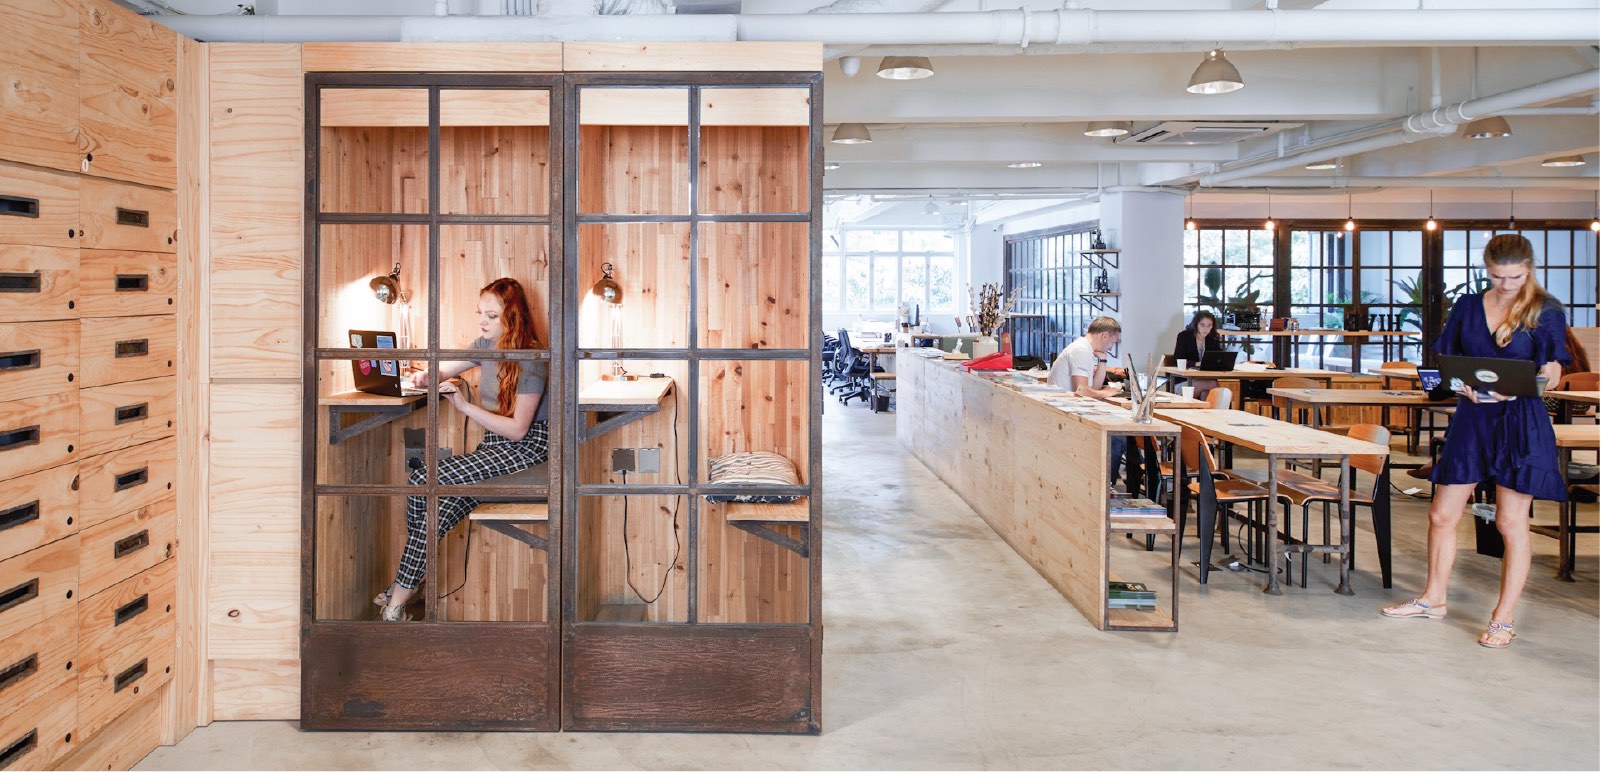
top-left (621, 388), bottom-right (683, 605)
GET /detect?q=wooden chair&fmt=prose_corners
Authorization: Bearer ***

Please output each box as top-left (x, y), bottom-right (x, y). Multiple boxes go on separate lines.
top-left (1549, 372), bottom-right (1599, 424)
top-left (1239, 361), bottom-right (1277, 416)
top-left (1270, 424), bottom-right (1390, 588)
top-left (1269, 376), bottom-right (1322, 424)
top-left (1177, 425), bottom-right (1274, 584)
top-left (1204, 386), bottom-right (1233, 410)
top-left (1378, 360), bottom-right (1422, 449)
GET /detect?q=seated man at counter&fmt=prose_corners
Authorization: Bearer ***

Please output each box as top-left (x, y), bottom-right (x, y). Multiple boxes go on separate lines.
top-left (1047, 316), bottom-right (1131, 487)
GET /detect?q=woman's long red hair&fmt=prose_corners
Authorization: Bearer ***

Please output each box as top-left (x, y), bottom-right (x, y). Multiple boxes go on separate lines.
top-left (481, 278), bottom-right (538, 417)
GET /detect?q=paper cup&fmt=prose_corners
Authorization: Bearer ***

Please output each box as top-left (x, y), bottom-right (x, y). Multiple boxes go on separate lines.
top-left (1180, 386), bottom-right (1196, 400)
top-left (1176, 359), bottom-right (1188, 371)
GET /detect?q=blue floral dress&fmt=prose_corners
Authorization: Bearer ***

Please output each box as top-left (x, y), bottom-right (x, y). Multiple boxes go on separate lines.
top-left (1431, 293), bottom-right (1571, 500)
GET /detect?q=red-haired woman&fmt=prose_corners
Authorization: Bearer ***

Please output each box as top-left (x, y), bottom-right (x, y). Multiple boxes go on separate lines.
top-left (375, 277), bottom-right (549, 621)
top-left (1381, 235), bottom-right (1571, 648)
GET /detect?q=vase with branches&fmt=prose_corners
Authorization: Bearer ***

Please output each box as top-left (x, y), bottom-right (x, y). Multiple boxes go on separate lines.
top-left (968, 283), bottom-right (1021, 338)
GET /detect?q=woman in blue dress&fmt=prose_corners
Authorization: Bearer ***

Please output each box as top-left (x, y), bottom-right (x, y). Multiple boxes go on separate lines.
top-left (1381, 234), bottom-right (1570, 648)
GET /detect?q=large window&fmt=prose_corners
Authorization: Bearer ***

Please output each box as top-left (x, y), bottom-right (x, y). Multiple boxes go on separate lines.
top-left (822, 228), bottom-right (957, 315)
top-left (1004, 226), bottom-right (1096, 358)
top-left (1182, 228), bottom-right (1276, 323)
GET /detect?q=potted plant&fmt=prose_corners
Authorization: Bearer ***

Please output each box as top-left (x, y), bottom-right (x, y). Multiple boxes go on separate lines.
top-left (968, 282), bottom-right (1020, 358)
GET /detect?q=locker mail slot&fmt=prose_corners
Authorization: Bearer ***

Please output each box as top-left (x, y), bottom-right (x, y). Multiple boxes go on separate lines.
top-left (114, 467), bottom-right (147, 492)
top-left (0, 273), bottom-right (40, 293)
top-left (0, 501), bottom-right (39, 533)
top-left (80, 317), bottom-right (174, 387)
top-left (0, 351), bottom-right (39, 372)
top-left (114, 208), bottom-right (149, 228)
top-left (0, 678), bottom-right (75, 770)
top-left (0, 536), bottom-right (78, 642)
top-left (114, 339), bottom-right (148, 358)
top-left (0, 729), bottom-right (35, 769)
top-left (112, 530), bottom-right (148, 559)
top-left (114, 594), bottom-right (147, 626)
top-left (78, 500), bottom-right (175, 597)
top-left (0, 612), bottom-right (76, 717)
top-left (77, 621), bottom-right (174, 739)
top-left (0, 427), bottom-right (39, 454)
top-left (113, 659), bottom-right (146, 693)
top-left (0, 196), bottom-right (39, 219)
top-left (114, 274), bottom-right (148, 292)
top-left (0, 579), bottom-right (38, 615)
top-left (114, 403), bottom-right (148, 425)
top-left (0, 465), bottom-right (79, 565)
top-left (0, 654), bottom-right (37, 692)
top-left (77, 438), bottom-right (174, 529)
top-left (78, 559), bottom-right (175, 670)
top-left (79, 380), bottom-right (174, 458)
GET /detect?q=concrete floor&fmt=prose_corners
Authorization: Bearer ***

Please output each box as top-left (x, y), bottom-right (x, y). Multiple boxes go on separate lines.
top-left (140, 403), bottom-right (1599, 770)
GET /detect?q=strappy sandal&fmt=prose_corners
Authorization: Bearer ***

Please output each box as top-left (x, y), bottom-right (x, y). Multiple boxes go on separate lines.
top-left (373, 588), bottom-right (393, 608)
top-left (379, 604), bottom-right (412, 622)
top-left (1478, 621), bottom-right (1516, 648)
top-left (1380, 598), bottom-right (1446, 619)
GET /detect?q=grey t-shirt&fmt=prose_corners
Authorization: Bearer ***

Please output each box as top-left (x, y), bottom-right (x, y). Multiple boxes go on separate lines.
top-left (469, 336), bottom-right (548, 423)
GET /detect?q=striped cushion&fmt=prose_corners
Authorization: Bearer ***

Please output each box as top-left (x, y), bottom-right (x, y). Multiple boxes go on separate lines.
top-left (706, 451), bottom-right (801, 503)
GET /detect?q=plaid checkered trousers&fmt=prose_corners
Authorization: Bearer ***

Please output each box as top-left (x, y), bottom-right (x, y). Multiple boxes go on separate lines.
top-left (394, 421), bottom-right (550, 590)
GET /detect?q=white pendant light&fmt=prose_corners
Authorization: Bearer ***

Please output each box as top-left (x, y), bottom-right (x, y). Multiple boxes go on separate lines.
top-left (1083, 121), bottom-right (1131, 138)
top-left (830, 123), bottom-right (872, 144)
top-left (1304, 159), bottom-right (1338, 171)
top-left (1541, 155), bottom-right (1586, 167)
top-left (1006, 161), bottom-right (1043, 169)
top-left (1186, 49), bottom-right (1244, 94)
top-left (876, 56), bottom-right (934, 80)
top-left (1461, 116), bottom-right (1512, 140)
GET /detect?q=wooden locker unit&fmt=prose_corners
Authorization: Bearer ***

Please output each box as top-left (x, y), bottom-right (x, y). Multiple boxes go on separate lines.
top-left (75, 250), bottom-right (178, 317)
top-left (77, 315), bottom-right (176, 388)
top-left (0, 0), bottom-right (82, 176)
top-left (0, 245), bottom-right (79, 323)
top-left (0, 320), bottom-right (80, 399)
top-left (77, 0), bottom-right (179, 190)
top-left (76, 376), bottom-right (178, 458)
top-left (0, 463), bottom-right (80, 563)
top-left (0, 161), bottom-right (81, 250)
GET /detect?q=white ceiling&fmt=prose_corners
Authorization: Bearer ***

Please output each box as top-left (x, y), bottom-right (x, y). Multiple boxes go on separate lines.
top-left (141, 0), bottom-right (1601, 215)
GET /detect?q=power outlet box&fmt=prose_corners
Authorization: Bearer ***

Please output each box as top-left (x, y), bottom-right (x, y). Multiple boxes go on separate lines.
top-left (636, 448), bottom-right (661, 474)
top-left (611, 448), bottom-right (635, 473)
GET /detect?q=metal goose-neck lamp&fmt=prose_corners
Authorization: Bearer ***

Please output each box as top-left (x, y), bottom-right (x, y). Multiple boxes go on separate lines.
top-left (591, 261), bottom-right (623, 305)
top-left (369, 263), bottom-right (402, 304)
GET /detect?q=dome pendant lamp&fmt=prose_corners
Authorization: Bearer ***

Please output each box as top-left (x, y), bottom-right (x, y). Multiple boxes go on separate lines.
top-left (830, 123), bottom-right (873, 144)
top-left (876, 56), bottom-right (934, 80)
top-left (1186, 49), bottom-right (1244, 94)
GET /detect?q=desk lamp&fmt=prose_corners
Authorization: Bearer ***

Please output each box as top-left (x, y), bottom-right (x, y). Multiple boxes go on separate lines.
top-left (591, 262), bottom-right (631, 380)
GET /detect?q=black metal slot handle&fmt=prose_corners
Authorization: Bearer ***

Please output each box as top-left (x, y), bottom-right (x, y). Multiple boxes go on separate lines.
top-left (113, 467), bottom-right (148, 492)
top-left (114, 274), bottom-right (149, 292)
top-left (0, 273), bottom-right (41, 294)
top-left (0, 426), bottom-right (39, 453)
top-left (0, 579), bottom-right (39, 615)
top-left (114, 403), bottom-right (149, 425)
top-left (0, 729), bottom-right (36, 770)
top-left (113, 659), bottom-right (147, 693)
top-left (114, 339), bottom-right (149, 358)
top-left (114, 594), bottom-right (148, 626)
top-left (0, 195), bottom-right (39, 219)
top-left (114, 208), bottom-right (149, 228)
top-left (112, 530), bottom-right (148, 559)
top-left (0, 654), bottom-right (38, 693)
top-left (0, 350), bottom-right (40, 372)
top-left (0, 501), bottom-right (39, 533)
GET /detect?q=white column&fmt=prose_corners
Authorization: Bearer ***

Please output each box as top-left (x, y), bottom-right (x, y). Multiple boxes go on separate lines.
top-left (1098, 189), bottom-right (1185, 369)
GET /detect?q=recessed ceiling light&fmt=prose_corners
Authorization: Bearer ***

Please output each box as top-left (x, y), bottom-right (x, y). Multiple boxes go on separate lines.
top-left (1304, 160), bottom-right (1338, 170)
top-left (1083, 121), bottom-right (1131, 138)
top-left (1007, 161), bottom-right (1043, 168)
top-left (830, 123), bottom-right (872, 144)
top-left (823, 162), bottom-right (841, 170)
top-left (1186, 49), bottom-right (1244, 95)
top-left (1541, 155), bottom-right (1586, 167)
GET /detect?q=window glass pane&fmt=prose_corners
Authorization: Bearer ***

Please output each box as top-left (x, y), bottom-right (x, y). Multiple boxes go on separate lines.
top-left (1545, 232), bottom-right (1571, 266)
top-left (902, 230), bottom-right (954, 253)
top-left (1199, 230), bottom-right (1222, 265)
top-left (1545, 267), bottom-right (1571, 304)
top-left (1359, 231), bottom-right (1389, 268)
top-left (1359, 268), bottom-right (1391, 304)
top-left (1182, 230), bottom-right (1198, 265)
top-left (1250, 230), bottom-right (1274, 264)
top-left (929, 256), bottom-right (956, 310)
top-left (1391, 230), bottom-right (1423, 266)
top-left (902, 255), bottom-right (928, 310)
top-left (822, 255), bottom-right (840, 312)
top-left (577, 87), bottom-right (689, 215)
top-left (844, 256), bottom-right (869, 311)
top-left (1443, 230), bottom-right (1470, 265)
top-left (1572, 267), bottom-right (1597, 307)
top-left (1290, 230), bottom-right (1311, 267)
top-left (1575, 233), bottom-right (1597, 267)
top-left (871, 255), bottom-right (897, 311)
top-left (845, 229), bottom-right (898, 252)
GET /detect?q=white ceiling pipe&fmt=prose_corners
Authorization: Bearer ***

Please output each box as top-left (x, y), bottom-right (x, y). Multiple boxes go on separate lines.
top-left (151, 8), bottom-right (1596, 45)
top-left (1206, 176), bottom-right (1600, 190)
top-left (1197, 69), bottom-right (1599, 187)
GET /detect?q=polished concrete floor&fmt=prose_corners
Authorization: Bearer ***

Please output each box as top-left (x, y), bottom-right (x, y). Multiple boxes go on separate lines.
top-left (139, 402), bottom-right (1599, 770)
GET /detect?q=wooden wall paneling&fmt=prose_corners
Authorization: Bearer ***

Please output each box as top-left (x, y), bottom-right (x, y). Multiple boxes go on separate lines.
top-left (0, 463), bottom-right (79, 563)
top-left (698, 222), bottom-right (808, 349)
top-left (0, 534), bottom-right (78, 642)
top-left (2, 678), bottom-right (77, 770)
top-left (562, 43), bottom-right (822, 72)
top-left (76, 436), bottom-right (176, 530)
top-left (0, 320), bottom-right (79, 399)
top-left (698, 88), bottom-right (810, 128)
top-left (0, 245), bottom-right (78, 323)
top-left (576, 224), bottom-right (690, 350)
top-left (0, 391), bottom-right (78, 482)
top-left (439, 224), bottom-right (551, 348)
top-left (698, 126), bottom-right (807, 216)
top-left (207, 383), bottom-right (298, 661)
top-left (78, 376), bottom-right (178, 458)
top-left (440, 509), bottom-right (548, 623)
top-left (78, 314), bottom-right (176, 387)
top-left (697, 500), bottom-right (807, 624)
top-left (75, 249), bottom-right (178, 317)
top-left (301, 42), bottom-right (563, 73)
top-left (174, 32), bottom-right (210, 737)
top-left (76, 497), bottom-right (176, 599)
top-left (577, 361), bottom-right (689, 487)
top-left (315, 223), bottom-right (428, 365)
top-left (0, 609), bottom-right (77, 714)
top-left (577, 121), bottom-right (690, 215)
top-left (0, 160), bottom-right (80, 249)
top-left (78, 178), bottom-right (178, 253)
top-left (321, 89), bottom-right (552, 129)
top-left (207, 44), bottom-right (301, 372)
top-left (698, 359), bottom-right (810, 483)
top-left (318, 124), bottom-right (428, 215)
top-left (49, 683), bottom-right (164, 771)
top-left (440, 125), bottom-right (552, 216)
top-left (312, 493), bottom-right (399, 622)
top-left (77, 0), bottom-right (178, 189)
top-left (0, 0), bottom-right (82, 174)
top-left (208, 658), bottom-right (298, 721)
top-left (576, 494), bottom-right (689, 623)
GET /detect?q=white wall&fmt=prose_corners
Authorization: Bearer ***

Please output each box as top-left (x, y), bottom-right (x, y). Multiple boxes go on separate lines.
top-left (1098, 189), bottom-right (1185, 368)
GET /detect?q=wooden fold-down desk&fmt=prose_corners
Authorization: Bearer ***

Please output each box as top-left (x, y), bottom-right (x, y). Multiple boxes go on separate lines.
top-left (319, 390), bottom-right (426, 445)
top-left (577, 376), bottom-right (674, 443)
top-left (897, 351), bottom-right (1181, 632)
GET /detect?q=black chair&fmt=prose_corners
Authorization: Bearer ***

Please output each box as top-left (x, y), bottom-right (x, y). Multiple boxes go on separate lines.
top-left (832, 330), bottom-right (874, 405)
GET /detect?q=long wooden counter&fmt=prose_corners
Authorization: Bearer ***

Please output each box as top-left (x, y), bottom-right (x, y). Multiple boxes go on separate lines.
top-left (895, 351), bottom-right (1180, 631)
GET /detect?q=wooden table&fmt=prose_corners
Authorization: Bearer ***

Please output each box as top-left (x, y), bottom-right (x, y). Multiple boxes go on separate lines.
top-left (1104, 393), bottom-right (1209, 410)
top-left (1546, 390), bottom-right (1599, 423)
top-left (1155, 408), bottom-right (1392, 595)
top-left (1544, 424), bottom-right (1600, 581)
top-left (1266, 387), bottom-right (1454, 429)
top-left (1371, 365), bottom-right (1421, 385)
top-left (1157, 366), bottom-right (1340, 409)
top-left (578, 376), bottom-right (674, 443)
top-left (1218, 329), bottom-right (1419, 367)
top-left (860, 345), bottom-right (897, 413)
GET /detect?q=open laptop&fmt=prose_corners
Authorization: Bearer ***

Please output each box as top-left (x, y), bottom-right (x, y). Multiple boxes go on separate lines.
top-left (1438, 354), bottom-right (1542, 399)
top-left (1197, 350), bottom-right (1239, 372)
top-left (349, 329), bottom-right (426, 397)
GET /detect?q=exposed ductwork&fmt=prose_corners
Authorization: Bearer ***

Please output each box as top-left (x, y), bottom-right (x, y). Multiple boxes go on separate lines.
top-left (1203, 176), bottom-right (1600, 190)
top-left (1192, 69), bottom-right (1601, 188)
top-left (152, 8), bottom-right (1596, 46)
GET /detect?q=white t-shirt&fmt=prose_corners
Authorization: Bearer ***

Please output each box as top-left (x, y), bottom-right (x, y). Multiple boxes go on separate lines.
top-left (1047, 335), bottom-right (1103, 390)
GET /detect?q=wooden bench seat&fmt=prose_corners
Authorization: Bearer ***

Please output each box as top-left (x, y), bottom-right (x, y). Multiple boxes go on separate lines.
top-left (870, 372), bottom-right (896, 380)
top-left (470, 501), bottom-right (549, 522)
top-left (724, 501), bottom-right (808, 523)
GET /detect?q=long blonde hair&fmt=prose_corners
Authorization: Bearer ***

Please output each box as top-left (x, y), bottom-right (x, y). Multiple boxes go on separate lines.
top-left (1482, 234), bottom-right (1550, 348)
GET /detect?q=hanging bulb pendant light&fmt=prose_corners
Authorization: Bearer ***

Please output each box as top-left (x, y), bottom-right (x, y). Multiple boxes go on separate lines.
top-left (1185, 194), bottom-right (1197, 231)
top-left (1263, 193), bottom-right (1275, 231)
top-left (1344, 194), bottom-right (1356, 232)
top-left (1425, 190), bottom-right (1438, 232)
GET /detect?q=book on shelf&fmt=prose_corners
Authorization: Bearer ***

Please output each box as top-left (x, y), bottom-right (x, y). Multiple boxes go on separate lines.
top-left (1107, 497), bottom-right (1167, 517)
top-left (1108, 599), bottom-right (1158, 610)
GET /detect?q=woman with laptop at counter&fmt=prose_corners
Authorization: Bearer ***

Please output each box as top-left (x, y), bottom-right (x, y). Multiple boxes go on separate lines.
top-left (1171, 310), bottom-right (1226, 398)
top-left (1380, 234), bottom-right (1571, 649)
